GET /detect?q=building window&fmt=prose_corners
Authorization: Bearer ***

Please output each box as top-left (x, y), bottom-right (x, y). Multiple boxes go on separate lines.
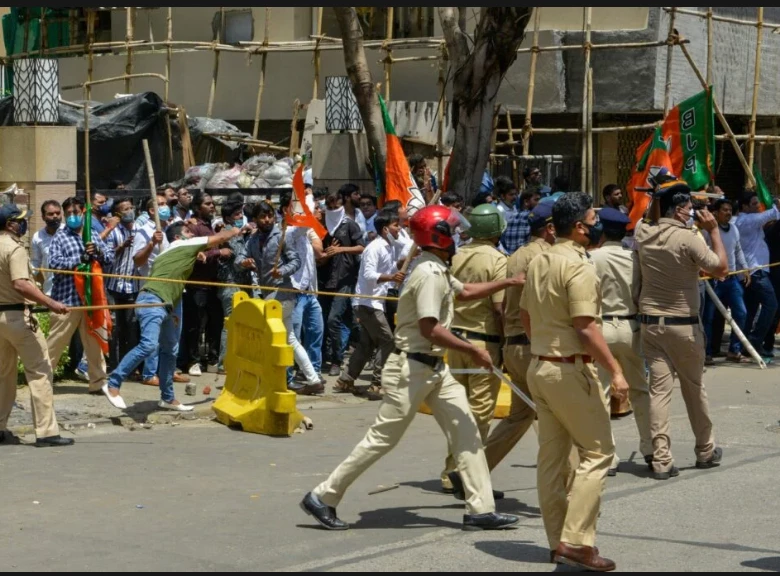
top-left (212, 9), bottom-right (254, 45)
top-left (322, 7), bottom-right (435, 41)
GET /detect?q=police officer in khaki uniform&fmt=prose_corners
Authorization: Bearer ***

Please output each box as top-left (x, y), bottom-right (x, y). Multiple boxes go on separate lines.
top-left (441, 203), bottom-right (507, 496)
top-left (0, 205), bottom-right (74, 447)
top-left (591, 207), bottom-right (652, 476)
top-left (635, 180), bottom-right (728, 480)
top-left (483, 201), bottom-right (555, 471)
top-left (520, 193), bottom-right (627, 571)
top-left (300, 205), bottom-right (523, 532)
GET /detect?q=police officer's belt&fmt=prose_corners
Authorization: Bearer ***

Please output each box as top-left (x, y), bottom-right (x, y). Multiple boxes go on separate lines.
top-left (451, 329), bottom-right (502, 344)
top-left (604, 314), bottom-right (637, 322)
top-left (505, 334), bottom-right (531, 346)
top-left (536, 355), bottom-right (594, 365)
top-left (638, 314), bottom-right (699, 326)
top-left (393, 348), bottom-right (444, 370)
top-left (0, 303), bottom-right (28, 312)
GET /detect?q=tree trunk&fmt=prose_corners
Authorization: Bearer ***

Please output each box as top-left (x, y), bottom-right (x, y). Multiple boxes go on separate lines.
top-left (440, 7), bottom-right (532, 204)
top-left (334, 7), bottom-right (386, 193)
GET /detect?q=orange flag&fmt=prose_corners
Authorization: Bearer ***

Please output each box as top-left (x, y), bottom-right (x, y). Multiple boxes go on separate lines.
top-left (285, 161), bottom-right (327, 239)
top-left (626, 127), bottom-right (674, 231)
top-left (73, 259), bottom-right (112, 354)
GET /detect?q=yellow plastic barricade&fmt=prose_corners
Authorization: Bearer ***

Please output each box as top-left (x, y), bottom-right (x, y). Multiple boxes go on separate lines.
top-left (212, 292), bottom-right (304, 436)
top-left (418, 380), bottom-right (512, 419)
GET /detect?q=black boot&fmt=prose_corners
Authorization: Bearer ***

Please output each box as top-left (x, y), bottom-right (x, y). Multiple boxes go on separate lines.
top-left (462, 512), bottom-right (520, 531)
top-left (447, 471), bottom-right (504, 501)
top-left (300, 492), bottom-right (349, 531)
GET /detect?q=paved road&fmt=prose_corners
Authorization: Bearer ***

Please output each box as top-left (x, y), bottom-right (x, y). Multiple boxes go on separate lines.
top-left (3, 359), bottom-right (780, 572)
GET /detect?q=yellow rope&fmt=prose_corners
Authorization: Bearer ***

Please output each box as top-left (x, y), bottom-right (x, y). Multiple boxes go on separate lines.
top-left (34, 267), bottom-right (402, 302)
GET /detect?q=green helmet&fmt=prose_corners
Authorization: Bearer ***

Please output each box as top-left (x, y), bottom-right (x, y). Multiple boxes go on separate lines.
top-left (467, 203), bottom-right (507, 239)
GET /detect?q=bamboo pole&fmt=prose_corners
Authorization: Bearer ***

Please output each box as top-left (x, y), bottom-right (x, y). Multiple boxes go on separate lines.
top-left (125, 7), bottom-right (135, 94)
top-left (436, 43), bottom-right (446, 179)
top-left (706, 8), bottom-right (713, 85)
top-left (41, 8), bottom-right (48, 55)
top-left (747, 7), bottom-right (764, 181)
top-left (312, 7), bottom-right (323, 100)
top-left (704, 282), bottom-right (766, 369)
top-left (663, 7), bottom-right (764, 27)
top-left (63, 72), bottom-right (168, 91)
top-left (289, 99), bottom-right (302, 157)
top-left (142, 139), bottom-right (162, 232)
top-left (84, 9), bottom-right (95, 196)
top-left (497, 121), bottom-right (663, 135)
top-left (252, 7), bottom-right (271, 140)
top-left (382, 55), bottom-right (439, 63)
top-left (678, 38), bottom-right (757, 188)
top-left (490, 104), bottom-right (501, 174)
top-left (580, 7), bottom-right (592, 194)
top-left (506, 110), bottom-right (518, 184)
top-left (522, 8), bottom-right (542, 156)
top-left (165, 7), bottom-right (173, 163)
top-left (178, 107), bottom-right (195, 170)
top-left (663, 7), bottom-right (676, 116)
top-left (69, 9), bottom-right (78, 48)
top-left (207, 7), bottom-right (224, 118)
top-left (384, 7), bottom-right (394, 100)
top-left (586, 67), bottom-right (594, 195)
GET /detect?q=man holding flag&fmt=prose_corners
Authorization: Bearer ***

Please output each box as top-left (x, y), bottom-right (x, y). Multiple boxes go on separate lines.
top-left (46, 197), bottom-right (114, 395)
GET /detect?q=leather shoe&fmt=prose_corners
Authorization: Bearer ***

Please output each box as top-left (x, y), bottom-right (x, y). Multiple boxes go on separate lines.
top-left (300, 382), bottom-right (325, 396)
top-left (645, 454), bottom-right (654, 470)
top-left (0, 430), bottom-right (21, 445)
top-left (35, 435), bottom-right (75, 448)
top-left (300, 492), bottom-right (348, 530)
top-left (653, 466), bottom-right (679, 481)
top-left (173, 372), bottom-right (191, 383)
top-left (695, 447), bottom-right (722, 469)
top-left (143, 376), bottom-right (160, 387)
top-left (448, 471), bottom-right (504, 501)
top-left (462, 512), bottom-right (519, 531)
top-left (553, 543), bottom-right (615, 572)
top-left (551, 547), bottom-right (599, 564)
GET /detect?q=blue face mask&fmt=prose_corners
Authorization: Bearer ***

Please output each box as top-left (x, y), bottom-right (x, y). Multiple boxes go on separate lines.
top-left (233, 216), bottom-right (246, 229)
top-left (66, 215), bottom-right (83, 230)
top-left (158, 206), bottom-right (171, 221)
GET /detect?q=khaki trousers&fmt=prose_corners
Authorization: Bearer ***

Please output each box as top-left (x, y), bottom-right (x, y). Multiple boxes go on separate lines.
top-left (642, 323), bottom-right (714, 474)
top-left (47, 310), bottom-right (107, 393)
top-left (597, 318), bottom-right (653, 468)
top-left (528, 357), bottom-right (614, 550)
top-left (484, 343), bottom-right (536, 470)
top-left (0, 310), bottom-right (59, 438)
top-left (313, 351), bottom-right (495, 515)
top-left (441, 339), bottom-right (502, 486)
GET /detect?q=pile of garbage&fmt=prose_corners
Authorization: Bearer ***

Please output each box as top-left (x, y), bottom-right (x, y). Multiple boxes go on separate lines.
top-left (168, 154), bottom-right (296, 190)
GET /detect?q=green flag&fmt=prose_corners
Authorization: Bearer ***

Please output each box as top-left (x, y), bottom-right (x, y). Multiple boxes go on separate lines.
top-left (754, 164), bottom-right (774, 210)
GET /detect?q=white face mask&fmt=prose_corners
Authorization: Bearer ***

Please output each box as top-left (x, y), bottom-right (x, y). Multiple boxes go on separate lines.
top-left (325, 207), bottom-right (345, 236)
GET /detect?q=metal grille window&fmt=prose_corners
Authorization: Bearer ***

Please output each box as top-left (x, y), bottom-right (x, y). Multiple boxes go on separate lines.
top-left (616, 129), bottom-right (653, 188)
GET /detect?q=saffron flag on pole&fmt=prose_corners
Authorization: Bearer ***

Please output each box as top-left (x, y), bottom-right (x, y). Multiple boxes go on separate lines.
top-left (377, 94), bottom-right (426, 215)
top-left (626, 127), bottom-right (674, 230)
top-left (73, 203), bottom-right (112, 354)
top-left (286, 157), bottom-right (327, 239)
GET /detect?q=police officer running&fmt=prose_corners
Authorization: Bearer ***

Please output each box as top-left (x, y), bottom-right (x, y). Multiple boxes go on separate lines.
top-left (635, 179), bottom-right (728, 480)
top-left (0, 204), bottom-right (74, 447)
top-left (520, 192), bottom-right (627, 571)
top-left (300, 205), bottom-right (524, 532)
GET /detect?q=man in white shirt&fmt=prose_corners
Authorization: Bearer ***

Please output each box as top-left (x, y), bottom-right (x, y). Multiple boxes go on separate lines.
top-left (359, 193), bottom-right (378, 242)
top-left (31, 200), bottom-right (64, 296)
top-left (335, 210), bottom-right (405, 400)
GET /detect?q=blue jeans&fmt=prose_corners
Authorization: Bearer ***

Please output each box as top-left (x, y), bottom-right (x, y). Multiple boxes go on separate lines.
top-left (292, 293), bottom-right (324, 375)
top-left (745, 270), bottom-right (778, 351)
top-left (320, 286), bottom-right (353, 367)
top-left (108, 291), bottom-right (181, 403)
top-left (142, 350), bottom-right (159, 381)
top-left (703, 277), bottom-right (747, 355)
top-left (217, 287), bottom-right (243, 371)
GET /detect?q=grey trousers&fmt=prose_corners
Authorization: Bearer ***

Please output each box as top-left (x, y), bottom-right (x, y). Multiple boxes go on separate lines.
top-left (340, 305), bottom-right (395, 385)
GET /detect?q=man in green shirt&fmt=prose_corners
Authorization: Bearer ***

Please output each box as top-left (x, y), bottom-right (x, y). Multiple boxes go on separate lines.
top-left (103, 222), bottom-right (240, 411)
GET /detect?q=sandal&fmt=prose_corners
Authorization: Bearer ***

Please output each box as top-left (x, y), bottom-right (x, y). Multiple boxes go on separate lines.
top-left (726, 353), bottom-right (751, 364)
top-left (333, 380), bottom-right (355, 394)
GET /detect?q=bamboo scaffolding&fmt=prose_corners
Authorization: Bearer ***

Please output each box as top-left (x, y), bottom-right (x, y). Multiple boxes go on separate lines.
top-left (384, 8), bottom-right (394, 100)
top-left (522, 8), bottom-right (542, 156)
top-left (580, 7), bottom-right (592, 194)
top-left (125, 7), bottom-right (135, 93)
top-left (506, 110), bottom-right (518, 184)
top-left (63, 72), bottom-right (167, 91)
top-left (203, 132), bottom-right (289, 153)
top-left (436, 44), bottom-right (446, 177)
top-left (663, 7), bottom-right (676, 116)
top-left (164, 7), bottom-right (173, 162)
top-left (84, 9), bottom-right (95, 195)
top-left (586, 66), bottom-right (594, 195)
top-left (207, 8), bottom-right (225, 118)
top-left (252, 8), bottom-right (271, 140)
top-left (40, 8), bottom-right (48, 55)
top-left (68, 9), bottom-right (78, 48)
top-left (747, 7), bottom-right (764, 181)
top-left (663, 7), bottom-right (775, 28)
top-left (289, 99), bottom-right (302, 157)
top-left (312, 7), bottom-right (323, 100)
top-left (706, 8), bottom-right (713, 85)
top-left (677, 37), bottom-right (757, 188)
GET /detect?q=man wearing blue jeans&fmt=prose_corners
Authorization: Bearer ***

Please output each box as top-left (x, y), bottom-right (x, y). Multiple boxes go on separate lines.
top-left (736, 192), bottom-right (779, 357)
top-left (103, 222), bottom-right (241, 410)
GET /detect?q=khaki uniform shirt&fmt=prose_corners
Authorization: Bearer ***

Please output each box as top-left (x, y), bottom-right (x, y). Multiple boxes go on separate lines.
top-left (394, 251), bottom-right (464, 357)
top-left (504, 236), bottom-right (550, 337)
top-left (451, 240), bottom-right (507, 336)
top-left (0, 233), bottom-right (31, 305)
top-left (636, 218), bottom-right (720, 316)
top-left (520, 239), bottom-right (601, 357)
top-left (590, 241), bottom-right (640, 317)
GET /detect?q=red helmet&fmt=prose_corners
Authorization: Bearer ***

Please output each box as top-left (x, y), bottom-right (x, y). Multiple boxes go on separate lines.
top-left (409, 205), bottom-right (467, 250)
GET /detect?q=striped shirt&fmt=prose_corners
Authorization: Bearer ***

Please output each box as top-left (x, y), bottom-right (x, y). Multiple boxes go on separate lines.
top-left (106, 225), bottom-right (139, 294)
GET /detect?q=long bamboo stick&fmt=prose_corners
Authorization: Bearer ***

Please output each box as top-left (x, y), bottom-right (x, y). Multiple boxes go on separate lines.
top-left (289, 99), bottom-right (301, 157)
top-left (586, 67), bottom-right (594, 195)
top-left (312, 7), bottom-right (323, 100)
top-left (84, 9), bottom-right (95, 196)
top-left (747, 7), bottom-right (764, 180)
top-left (125, 7), bottom-right (135, 94)
top-left (522, 8), bottom-right (542, 156)
top-left (706, 8), bottom-right (713, 85)
top-left (497, 121), bottom-right (663, 135)
top-left (678, 38), bottom-right (757, 188)
top-left (165, 7), bottom-right (173, 163)
top-left (384, 7), bottom-right (394, 100)
top-left (63, 72), bottom-right (167, 91)
top-left (381, 55), bottom-right (440, 63)
top-left (506, 110), bottom-right (518, 184)
top-left (207, 7), bottom-right (224, 118)
top-left (704, 282), bottom-right (766, 369)
top-left (663, 7), bottom-right (676, 116)
top-left (436, 43), bottom-right (446, 179)
top-left (252, 7), bottom-right (271, 140)
top-left (142, 139), bottom-right (162, 232)
top-left (663, 7), bottom-right (766, 27)
top-left (580, 7), bottom-right (592, 193)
